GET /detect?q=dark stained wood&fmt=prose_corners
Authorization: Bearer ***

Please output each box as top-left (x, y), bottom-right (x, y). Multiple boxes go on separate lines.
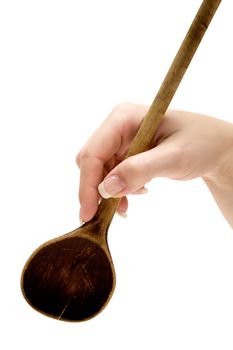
top-left (22, 236), bottom-right (114, 321)
top-left (21, 0), bottom-right (221, 322)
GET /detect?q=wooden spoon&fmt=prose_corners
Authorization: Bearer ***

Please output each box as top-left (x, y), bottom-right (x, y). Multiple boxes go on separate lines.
top-left (21, 0), bottom-right (221, 322)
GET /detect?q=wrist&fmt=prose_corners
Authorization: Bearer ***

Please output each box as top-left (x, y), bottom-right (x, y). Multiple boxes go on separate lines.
top-left (203, 144), bottom-right (233, 188)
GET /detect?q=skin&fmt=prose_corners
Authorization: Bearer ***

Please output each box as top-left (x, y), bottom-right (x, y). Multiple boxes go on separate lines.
top-left (76, 103), bottom-right (233, 229)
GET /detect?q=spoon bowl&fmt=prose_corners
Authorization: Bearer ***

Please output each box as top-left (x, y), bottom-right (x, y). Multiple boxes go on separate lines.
top-left (21, 199), bottom-right (118, 322)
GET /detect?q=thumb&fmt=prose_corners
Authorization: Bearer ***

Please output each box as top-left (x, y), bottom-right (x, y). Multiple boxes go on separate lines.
top-left (98, 144), bottom-right (178, 199)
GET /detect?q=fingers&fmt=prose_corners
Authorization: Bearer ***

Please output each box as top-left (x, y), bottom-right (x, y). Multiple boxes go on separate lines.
top-left (78, 138), bottom-right (121, 223)
top-left (77, 104), bottom-right (181, 221)
top-left (98, 139), bottom-right (186, 199)
top-left (78, 156), bottom-right (103, 222)
top-left (77, 113), bottom-right (123, 222)
top-left (77, 103), bottom-right (149, 222)
top-left (117, 196), bottom-right (128, 217)
top-left (77, 105), bottom-right (233, 225)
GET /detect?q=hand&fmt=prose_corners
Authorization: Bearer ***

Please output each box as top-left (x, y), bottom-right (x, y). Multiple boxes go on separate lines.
top-left (77, 103), bottom-right (233, 226)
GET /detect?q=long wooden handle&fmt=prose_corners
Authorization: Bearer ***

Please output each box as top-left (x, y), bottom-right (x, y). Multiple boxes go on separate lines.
top-left (126, 0), bottom-right (221, 157)
top-left (95, 0), bottom-right (222, 228)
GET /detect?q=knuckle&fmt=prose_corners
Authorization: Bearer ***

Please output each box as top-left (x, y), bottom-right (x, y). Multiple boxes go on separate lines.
top-left (110, 102), bottom-right (132, 121)
top-left (76, 153), bottom-right (80, 166)
top-left (113, 102), bottom-right (131, 113)
top-left (125, 156), bottom-right (141, 177)
top-left (171, 145), bottom-right (184, 160)
top-left (76, 147), bottom-right (90, 166)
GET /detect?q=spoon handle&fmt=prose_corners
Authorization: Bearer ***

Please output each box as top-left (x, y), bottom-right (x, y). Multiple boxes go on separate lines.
top-left (126, 0), bottom-right (221, 157)
top-left (96, 0), bottom-right (221, 227)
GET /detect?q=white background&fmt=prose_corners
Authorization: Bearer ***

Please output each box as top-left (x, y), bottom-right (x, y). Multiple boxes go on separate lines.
top-left (0, 0), bottom-right (233, 349)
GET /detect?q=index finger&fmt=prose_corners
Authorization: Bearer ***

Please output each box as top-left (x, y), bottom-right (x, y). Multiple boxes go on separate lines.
top-left (77, 118), bottom-right (122, 222)
top-left (77, 103), bottom-right (148, 222)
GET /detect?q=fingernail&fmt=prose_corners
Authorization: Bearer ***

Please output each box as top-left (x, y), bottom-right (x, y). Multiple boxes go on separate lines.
top-left (79, 219), bottom-right (85, 226)
top-left (79, 210), bottom-right (85, 226)
top-left (98, 175), bottom-right (126, 199)
top-left (117, 210), bottom-right (128, 219)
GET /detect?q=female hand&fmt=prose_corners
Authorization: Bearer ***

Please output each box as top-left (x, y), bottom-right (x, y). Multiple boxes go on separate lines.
top-left (77, 103), bottom-right (233, 227)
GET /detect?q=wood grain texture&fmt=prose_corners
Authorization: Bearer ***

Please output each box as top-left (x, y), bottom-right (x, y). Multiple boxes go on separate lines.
top-left (97, 0), bottom-right (222, 227)
top-left (21, 0), bottom-right (221, 322)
